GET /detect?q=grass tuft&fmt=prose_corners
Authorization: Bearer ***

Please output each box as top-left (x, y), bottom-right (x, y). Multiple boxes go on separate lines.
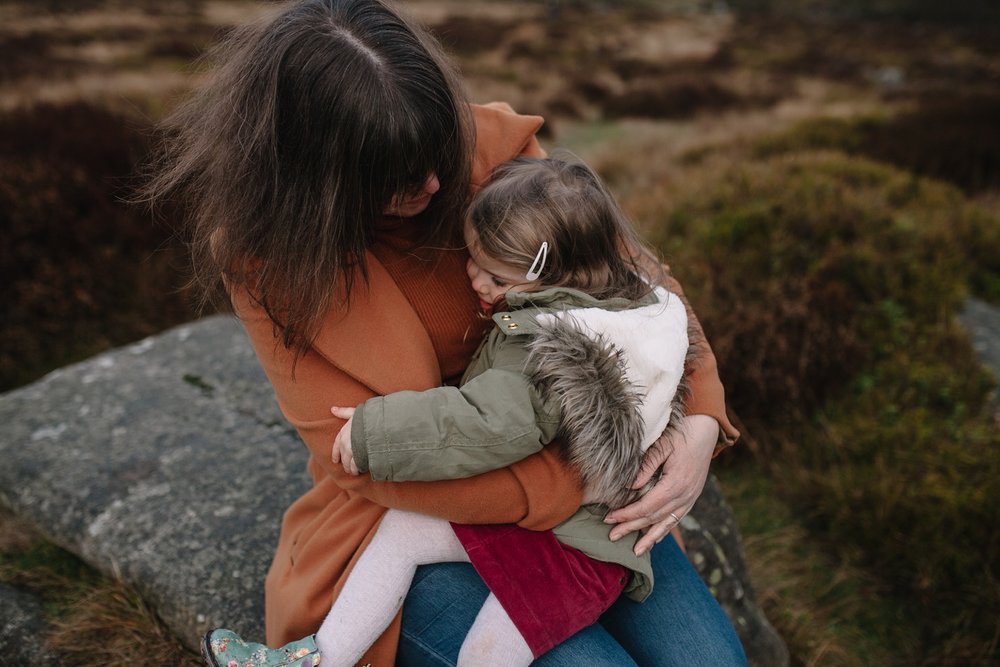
top-left (721, 468), bottom-right (911, 666)
top-left (0, 507), bottom-right (199, 666)
top-left (48, 586), bottom-right (200, 666)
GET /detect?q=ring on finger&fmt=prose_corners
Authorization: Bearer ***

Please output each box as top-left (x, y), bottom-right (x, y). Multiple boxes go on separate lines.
top-left (669, 511), bottom-right (681, 526)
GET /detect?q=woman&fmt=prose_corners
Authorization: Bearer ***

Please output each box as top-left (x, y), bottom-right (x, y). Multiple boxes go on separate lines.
top-left (148, 1), bottom-right (746, 664)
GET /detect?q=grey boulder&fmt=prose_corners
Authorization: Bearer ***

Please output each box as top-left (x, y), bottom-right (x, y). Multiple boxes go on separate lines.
top-left (0, 315), bottom-right (786, 666)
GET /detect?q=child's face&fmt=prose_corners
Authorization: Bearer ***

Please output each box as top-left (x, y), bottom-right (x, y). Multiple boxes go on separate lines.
top-left (464, 222), bottom-right (541, 311)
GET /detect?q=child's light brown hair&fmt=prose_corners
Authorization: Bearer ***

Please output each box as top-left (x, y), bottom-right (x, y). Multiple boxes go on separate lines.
top-left (467, 155), bottom-right (663, 302)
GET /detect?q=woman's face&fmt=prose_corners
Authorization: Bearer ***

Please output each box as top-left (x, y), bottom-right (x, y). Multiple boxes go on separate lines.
top-left (463, 222), bottom-right (541, 311)
top-left (383, 173), bottom-right (440, 218)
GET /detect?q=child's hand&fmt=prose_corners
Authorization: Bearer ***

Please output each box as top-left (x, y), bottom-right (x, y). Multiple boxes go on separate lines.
top-left (330, 406), bottom-right (359, 475)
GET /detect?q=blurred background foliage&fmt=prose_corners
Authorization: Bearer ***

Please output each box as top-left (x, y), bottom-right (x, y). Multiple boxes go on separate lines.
top-left (1, 0), bottom-right (998, 664)
top-left (652, 152), bottom-right (999, 660)
top-left (727, 0), bottom-right (1000, 23)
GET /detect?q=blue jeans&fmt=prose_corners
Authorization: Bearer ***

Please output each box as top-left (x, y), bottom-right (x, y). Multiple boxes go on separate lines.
top-left (397, 535), bottom-right (748, 666)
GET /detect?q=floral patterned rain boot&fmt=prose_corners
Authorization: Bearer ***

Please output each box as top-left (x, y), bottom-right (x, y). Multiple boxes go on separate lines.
top-left (202, 628), bottom-right (320, 667)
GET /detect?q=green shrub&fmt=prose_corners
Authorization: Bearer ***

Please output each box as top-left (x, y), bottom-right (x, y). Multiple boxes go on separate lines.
top-left (0, 103), bottom-right (198, 391)
top-left (654, 151), bottom-right (1000, 662)
top-left (661, 153), bottom-right (985, 419)
top-left (756, 98), bottom-right (1000, 197)
top-left (728, 0), bottom-right (1000, 23)
top-left (754, 105), bottom-right (1000, 305)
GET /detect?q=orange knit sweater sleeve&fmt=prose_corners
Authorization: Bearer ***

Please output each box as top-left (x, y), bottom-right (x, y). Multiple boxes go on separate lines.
top-left (660, 267), bottom-right (740, 452)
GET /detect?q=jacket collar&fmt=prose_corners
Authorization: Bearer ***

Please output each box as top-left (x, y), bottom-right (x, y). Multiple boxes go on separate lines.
top-left (493, 286), bottom-right (661, 335)
top-left (505, 286), bottom-right (659, 310)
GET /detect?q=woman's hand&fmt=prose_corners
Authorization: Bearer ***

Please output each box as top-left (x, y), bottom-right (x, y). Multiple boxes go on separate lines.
top-left (605, 414), bottom-right (719, 556)
top-left (330, 406), bottom-right (359, 475)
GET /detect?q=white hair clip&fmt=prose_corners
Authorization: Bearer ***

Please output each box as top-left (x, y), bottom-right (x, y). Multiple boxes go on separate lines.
top-left (525, 241), bottom-right (549, 281)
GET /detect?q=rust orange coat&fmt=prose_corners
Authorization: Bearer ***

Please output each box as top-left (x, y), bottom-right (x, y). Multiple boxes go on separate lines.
top-left (230, 103), bottom-right (738, 666)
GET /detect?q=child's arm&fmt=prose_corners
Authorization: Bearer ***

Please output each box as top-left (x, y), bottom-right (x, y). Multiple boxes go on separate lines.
top-left (337, 367), bottom-right (562, 482)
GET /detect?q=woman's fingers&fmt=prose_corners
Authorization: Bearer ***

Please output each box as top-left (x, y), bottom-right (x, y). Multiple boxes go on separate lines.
top-left (631, 435), bottom-right (673, 489)
top-left (606, 475), bottom-right (682, 527)
top-left (608, 415), bottom-right (718, 549)
top-left (607, 503), bottom-right (680, 542)
top-left (610, 499), bottom-right (693, 555)
top-left (330, 406), bottom-right (355, 419)
top-left (634, 513), bottom-right (684, 556)
top-left (606, 471), bottom-right (688, 548)
top-left (634, 521), bottom-right (669, 556)
top-left (608, 515), bottom-right (652, 543)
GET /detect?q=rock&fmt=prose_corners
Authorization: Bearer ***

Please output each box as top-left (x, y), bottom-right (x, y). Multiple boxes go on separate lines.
top-left (0, 315), bottom-right (787, 665)
top-left (0, 584), bottom-right (60, 663)
top-left (960, 297), bottom-right (1000, 414)
top-left (683, 477), bottom-right (790, 667)
top-left (0, 316), bottom-right (310, 645)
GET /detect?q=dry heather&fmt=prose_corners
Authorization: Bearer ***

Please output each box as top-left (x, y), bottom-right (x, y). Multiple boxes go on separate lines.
top-left (0, 508), bottom-right (200, 665)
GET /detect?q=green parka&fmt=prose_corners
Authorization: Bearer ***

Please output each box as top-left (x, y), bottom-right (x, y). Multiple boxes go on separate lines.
top-left (351, 285), bottom-right (692, 600)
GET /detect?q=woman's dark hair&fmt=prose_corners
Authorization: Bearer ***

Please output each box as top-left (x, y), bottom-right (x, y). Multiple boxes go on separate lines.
top-left (467, 154), bottom-right (663, 302)
top-left (144, 0), bottom-right (473, 352)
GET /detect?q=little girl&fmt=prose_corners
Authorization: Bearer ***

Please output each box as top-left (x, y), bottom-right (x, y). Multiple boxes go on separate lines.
top-left (204, 156), bottom-right (693, 667)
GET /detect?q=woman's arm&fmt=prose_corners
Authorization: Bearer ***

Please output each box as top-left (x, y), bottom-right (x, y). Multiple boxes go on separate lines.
top-left (603, 263), bottom-right (739, 555)
top-left (605, 415), bottom-right (719, 554)
top-left (234, 289), bottom-right (583, 531)
top-left (658, 267), bottom-right (739, 450)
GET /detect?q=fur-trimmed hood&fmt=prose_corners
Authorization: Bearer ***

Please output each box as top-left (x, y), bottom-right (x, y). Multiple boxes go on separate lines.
top-left (503, 286), bottom-right (691, 510)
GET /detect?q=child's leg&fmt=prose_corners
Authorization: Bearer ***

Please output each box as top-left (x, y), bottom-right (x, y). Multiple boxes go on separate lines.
top-left (316, 509), bottom-right (468, 665)
top-left (458, 593), bottom-right (534, 667)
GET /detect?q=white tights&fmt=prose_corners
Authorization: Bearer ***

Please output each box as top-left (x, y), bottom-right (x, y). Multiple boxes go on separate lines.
top-left (315, 509), bottom-right (534, 667)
